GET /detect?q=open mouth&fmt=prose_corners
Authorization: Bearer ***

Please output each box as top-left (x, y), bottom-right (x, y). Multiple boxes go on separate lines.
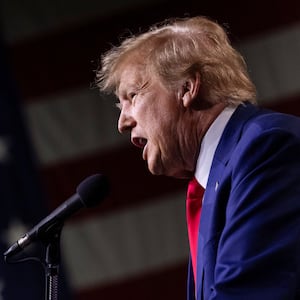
top-left (132, 137), bottom-right (147, 149)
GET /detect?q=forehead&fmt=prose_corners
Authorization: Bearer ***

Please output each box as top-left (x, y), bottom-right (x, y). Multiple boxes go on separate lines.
top-left (117, 63), bottom-right (148, 95)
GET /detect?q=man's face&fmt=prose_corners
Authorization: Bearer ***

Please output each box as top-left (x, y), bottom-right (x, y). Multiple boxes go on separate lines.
top-left (116, 63), bottom-right (196, 178)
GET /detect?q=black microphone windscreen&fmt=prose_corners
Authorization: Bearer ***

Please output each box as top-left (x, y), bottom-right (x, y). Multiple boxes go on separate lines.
top-left (77, 174), bottom-right (109, 208)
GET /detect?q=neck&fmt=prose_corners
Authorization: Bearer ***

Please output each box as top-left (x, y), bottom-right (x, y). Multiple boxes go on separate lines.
top-left (186, 102), bottom-right (227, 179)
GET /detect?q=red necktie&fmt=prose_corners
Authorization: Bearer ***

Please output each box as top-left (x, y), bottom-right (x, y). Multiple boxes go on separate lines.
top-left (186, 177), bottom-right (204, 282)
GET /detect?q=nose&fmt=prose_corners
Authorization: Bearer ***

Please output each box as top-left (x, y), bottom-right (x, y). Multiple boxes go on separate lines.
top-left (118, 107), bottom-right (136, 133)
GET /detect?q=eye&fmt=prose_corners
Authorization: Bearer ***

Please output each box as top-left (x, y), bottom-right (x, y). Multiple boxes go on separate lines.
top-left (129, 92), bottom-right (137, 101)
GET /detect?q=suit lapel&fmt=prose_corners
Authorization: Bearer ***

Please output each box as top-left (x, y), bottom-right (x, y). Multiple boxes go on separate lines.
top-left (195, 103), bottom-right (259, 299)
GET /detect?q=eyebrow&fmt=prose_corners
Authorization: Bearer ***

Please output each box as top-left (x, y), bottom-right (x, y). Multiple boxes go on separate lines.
top-left (117, 79), bottom-right (150, 99)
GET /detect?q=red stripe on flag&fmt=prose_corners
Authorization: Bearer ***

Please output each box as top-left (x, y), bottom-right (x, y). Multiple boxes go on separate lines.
top-left (264, 93), bottom-right (300, 116)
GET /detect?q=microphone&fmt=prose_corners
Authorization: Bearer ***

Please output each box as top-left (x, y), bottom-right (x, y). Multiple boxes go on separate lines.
top-left (4, 174), bottom-right (109, 258)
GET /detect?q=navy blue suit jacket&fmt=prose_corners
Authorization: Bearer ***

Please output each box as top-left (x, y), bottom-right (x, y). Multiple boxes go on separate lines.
top-left (187, 103), bottom-right (300, 300)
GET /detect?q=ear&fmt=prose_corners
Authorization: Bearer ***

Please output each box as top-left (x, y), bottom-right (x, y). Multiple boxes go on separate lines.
top-left (180, 72), bottom-right (201, 108)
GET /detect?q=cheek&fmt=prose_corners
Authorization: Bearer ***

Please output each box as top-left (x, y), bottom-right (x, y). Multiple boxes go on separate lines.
top-left (136, 105), bottom-right (160, 132)
top-left (138, 96), bottom-right (180, 139)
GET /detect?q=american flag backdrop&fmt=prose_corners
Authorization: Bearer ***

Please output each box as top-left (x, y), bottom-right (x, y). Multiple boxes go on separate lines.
top-left (0, 0), bottom-right (300, 299)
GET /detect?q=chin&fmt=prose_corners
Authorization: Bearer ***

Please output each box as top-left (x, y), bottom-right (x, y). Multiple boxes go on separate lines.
top-left (146, 159), bottom-right (166, 176)
top-left (149, 163), bottom-right (191, 179)
top-left (163, 163), bottom-right (194, 179)
top-left (146, 156), bottom-right (191, 179)
top-left (148, 166), bottom-right (163, 176)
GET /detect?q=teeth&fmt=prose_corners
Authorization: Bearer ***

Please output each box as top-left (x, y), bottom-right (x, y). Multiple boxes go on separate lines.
top-left (139, 138), bottom-right (146, 146)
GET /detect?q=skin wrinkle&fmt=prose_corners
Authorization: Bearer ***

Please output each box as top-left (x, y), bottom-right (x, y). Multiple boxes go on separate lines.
top-left (176, 109), bottom-right (198, 174)
top-left (118, 59), bottom-right (226, 178)
top-left (108, 30), bottom-right (229, 179)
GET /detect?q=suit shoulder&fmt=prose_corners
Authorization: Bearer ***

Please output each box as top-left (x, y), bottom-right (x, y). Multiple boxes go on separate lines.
top-left (242, 107), bottom-right (300, 139)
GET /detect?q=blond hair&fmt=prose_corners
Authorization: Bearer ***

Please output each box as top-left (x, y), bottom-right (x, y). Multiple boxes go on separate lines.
top-left (96, 16), bottom-right (256, 105)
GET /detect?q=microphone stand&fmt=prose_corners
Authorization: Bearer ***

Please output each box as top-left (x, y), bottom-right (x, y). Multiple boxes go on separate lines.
top-left (44, 223), bottom-right (63, 300)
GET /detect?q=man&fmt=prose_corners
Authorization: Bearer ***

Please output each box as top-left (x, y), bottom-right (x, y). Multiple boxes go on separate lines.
top-left (96, 16), bottom-right (300, 299)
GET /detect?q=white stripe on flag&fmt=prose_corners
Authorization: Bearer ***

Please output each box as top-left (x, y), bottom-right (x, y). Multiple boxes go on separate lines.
top-left (62, 191), bottom-right (188, 290)
top-left (25, 88), bottom-right (127, 165)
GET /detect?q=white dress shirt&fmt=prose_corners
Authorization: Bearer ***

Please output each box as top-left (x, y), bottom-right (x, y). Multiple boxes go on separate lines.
top-left (195, 105), bottom-right (237, 188)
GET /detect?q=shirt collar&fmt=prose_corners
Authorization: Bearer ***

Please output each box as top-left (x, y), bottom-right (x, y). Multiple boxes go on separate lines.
top-left (195, 105), bottom-right (237, 188)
